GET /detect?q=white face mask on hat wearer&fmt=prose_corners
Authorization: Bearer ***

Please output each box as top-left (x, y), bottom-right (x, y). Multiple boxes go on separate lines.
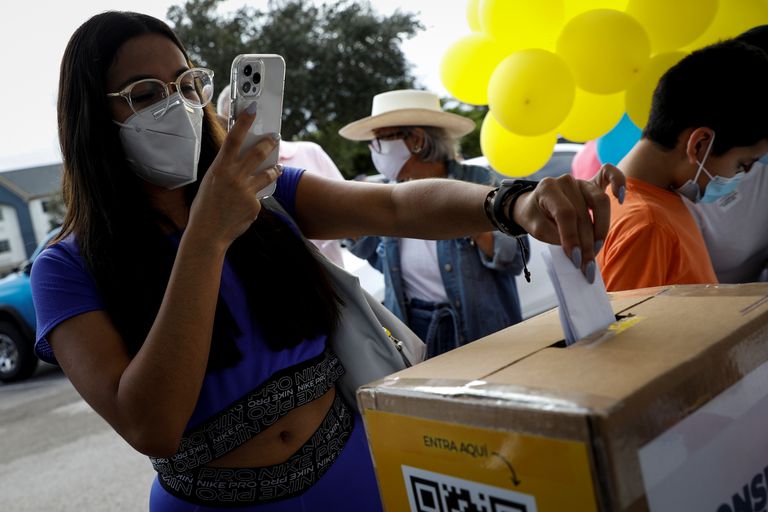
top-left (115, 92), bottom-right (203, 189)
top-left (369, 139), bottom-right (412, 181)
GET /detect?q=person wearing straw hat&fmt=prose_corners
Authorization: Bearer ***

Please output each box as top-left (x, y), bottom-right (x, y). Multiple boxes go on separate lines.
top-left (340, 89), bottom-right (529, 357)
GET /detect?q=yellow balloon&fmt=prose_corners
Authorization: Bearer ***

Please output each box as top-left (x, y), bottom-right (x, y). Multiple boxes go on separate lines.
top-left (481, 112), bottom-right (558, 177)
top-left (625, 51), bottom-right (687, 129)
top-left (564, 0), bottom-right (628, 20)
top-left (479, 0), bottom-right (565, 52)
top-left (627, 0), bottom-right (717, 52)
top-left (439, 33), bottom-right (509, 106)
top-left (686, 0), bottom-right (768, 50)
top-left (488, 49), bottom-right (575, 136)
top-left (556, 9), bottom-right (651, 94)
top-left (557, 89), bottom-right (625, 142)
top-left (466, 0), bottom-right (482, 32)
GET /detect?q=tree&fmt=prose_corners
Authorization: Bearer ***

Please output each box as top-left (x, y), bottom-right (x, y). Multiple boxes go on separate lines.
top-left (167, 0), bottom-right (424, 177)
top-left (442, 101), bottom-right (487, 160)
top-left (44, 191), bottom-right (66, 230)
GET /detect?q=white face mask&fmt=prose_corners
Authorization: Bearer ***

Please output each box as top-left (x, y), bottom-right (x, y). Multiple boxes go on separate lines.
top-left (675, 131), bottom-right (715, 203)
top-left (115, 93), bottom-right (203, 189)
top-left (369, 139), bottom-right (411, 181)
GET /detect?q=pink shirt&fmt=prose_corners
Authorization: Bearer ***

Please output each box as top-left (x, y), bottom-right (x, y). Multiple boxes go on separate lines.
top-left (279, 141), bottom-right (346, 267)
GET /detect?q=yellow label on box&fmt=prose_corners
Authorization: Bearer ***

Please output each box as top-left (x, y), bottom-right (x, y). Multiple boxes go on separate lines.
top-left (364, 409), bottom-right (598, 512)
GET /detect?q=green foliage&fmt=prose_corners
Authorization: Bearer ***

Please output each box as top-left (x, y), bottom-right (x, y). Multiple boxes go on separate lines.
top-left (167, 0), bottom-right (426, 178)
top-left (43, 191), bottom-right (66, 230)
top-left (441, 101), bottom-right (488, 160)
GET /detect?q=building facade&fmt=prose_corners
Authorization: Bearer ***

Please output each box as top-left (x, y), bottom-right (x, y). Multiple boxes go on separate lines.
top-left (0, 164), bottom-right (62, 274)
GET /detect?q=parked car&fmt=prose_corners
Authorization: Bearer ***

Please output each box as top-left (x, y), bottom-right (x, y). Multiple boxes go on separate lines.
top-left (462, 142), bottom-right (584, 182)
top-left (0, 228), bottom-right (60, 383)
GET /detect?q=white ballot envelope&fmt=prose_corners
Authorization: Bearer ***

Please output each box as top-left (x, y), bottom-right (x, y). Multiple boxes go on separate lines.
top-left (542, 244), bottom-right (616, 345)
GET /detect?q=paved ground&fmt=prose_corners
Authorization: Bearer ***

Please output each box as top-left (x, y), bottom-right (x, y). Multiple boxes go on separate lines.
top-left (0, 365), bottom-right (154, 511)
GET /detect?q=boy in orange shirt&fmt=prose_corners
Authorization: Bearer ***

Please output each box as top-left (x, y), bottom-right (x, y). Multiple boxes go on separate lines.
top-left (597, 40), bottom-right (768, 292)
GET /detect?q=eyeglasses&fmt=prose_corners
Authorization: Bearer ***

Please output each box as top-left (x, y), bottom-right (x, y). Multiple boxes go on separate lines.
top-left (369, 130), bottom-right (410, 153)
top-left (106, 68), bottom-right (214, 119)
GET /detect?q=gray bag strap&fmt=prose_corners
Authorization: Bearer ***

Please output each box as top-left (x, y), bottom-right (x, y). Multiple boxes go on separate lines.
top-left (262, 197), bottom-right (426, 407)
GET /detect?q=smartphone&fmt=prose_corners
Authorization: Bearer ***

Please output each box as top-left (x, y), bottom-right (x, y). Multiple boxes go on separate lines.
top-left (229, 54), bottom-right (285, 198)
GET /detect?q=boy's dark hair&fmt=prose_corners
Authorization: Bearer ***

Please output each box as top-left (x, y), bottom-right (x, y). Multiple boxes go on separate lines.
top-left (642, 39), bottom-right (768, 155)
top-left (737, 24), bottom-right (768, 53)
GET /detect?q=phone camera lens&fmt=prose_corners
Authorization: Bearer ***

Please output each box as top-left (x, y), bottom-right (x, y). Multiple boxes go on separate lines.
top-left (242, 82), bottom-right (252, 93)
top-left (243, 64), bottom-right (252, 77)
top-left (253, 72), bottom-right (261, 84)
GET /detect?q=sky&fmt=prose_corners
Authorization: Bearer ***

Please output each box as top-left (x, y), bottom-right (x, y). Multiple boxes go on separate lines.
top-left (0, 0), bottom-right (470, 172)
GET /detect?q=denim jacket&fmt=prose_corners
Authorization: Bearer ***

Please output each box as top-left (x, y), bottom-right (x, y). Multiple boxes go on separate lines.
top-left (346, 160), bottom-right (529, 345)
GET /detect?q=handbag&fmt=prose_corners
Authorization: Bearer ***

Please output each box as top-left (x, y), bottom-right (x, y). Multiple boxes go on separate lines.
top-left (263, 198), bottom-right (427, 407)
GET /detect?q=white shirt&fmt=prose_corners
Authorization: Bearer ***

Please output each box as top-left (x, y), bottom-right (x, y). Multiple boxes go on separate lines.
top-left (686, 161), bottom-right (768, 283)
top-left (399, 238), bottom-right (449, 303)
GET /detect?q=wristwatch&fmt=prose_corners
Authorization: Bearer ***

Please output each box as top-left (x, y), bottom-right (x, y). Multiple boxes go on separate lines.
top-left (487, 179), bottom-right (538, 237)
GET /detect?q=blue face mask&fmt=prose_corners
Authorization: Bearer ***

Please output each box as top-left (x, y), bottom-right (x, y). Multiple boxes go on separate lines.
top-left (699, 168), bottom-right (744, 203)
top-left (675, 131), bottom-right (744, 203)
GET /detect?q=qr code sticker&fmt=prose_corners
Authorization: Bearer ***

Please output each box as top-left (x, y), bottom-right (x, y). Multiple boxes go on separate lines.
top-left (402, 465), bottom-right (538, 512)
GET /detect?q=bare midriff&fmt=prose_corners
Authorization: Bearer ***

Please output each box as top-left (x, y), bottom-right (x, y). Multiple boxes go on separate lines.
top-left (205, 386), bottom-right (337, 468)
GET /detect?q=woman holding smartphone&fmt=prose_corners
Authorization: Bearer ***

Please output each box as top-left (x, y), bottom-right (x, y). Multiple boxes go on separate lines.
top-left (33, 11), bottom-right (623, 511)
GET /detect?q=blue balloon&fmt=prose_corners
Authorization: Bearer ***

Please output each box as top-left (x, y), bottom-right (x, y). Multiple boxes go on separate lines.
top-left (596, 113), bottom-right (641, 165)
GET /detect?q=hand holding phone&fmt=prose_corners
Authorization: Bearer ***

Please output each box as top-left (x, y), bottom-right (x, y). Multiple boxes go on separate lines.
top-left (229, 54), bottom-right (285, 198)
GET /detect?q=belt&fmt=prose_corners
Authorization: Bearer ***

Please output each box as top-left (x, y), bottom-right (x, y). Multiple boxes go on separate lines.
top-left (157, 393), bottom-right (354, 506)
top-left (406, 297), bottom-right (451, 311)
top-left (151, 350), bottom-right (344, 477)
top-left (406, 298), bottom-right (462, 352)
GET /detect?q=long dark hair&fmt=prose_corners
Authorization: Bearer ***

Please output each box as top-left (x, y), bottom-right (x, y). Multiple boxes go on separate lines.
top-left (56, 11), bottom-right (340, 370)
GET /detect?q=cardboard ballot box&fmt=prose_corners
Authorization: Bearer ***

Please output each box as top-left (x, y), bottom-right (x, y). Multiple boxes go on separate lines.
top-left (357, 284), bottom-right (768, 512)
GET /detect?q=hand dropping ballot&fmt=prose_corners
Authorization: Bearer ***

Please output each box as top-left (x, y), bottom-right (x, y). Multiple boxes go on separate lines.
top-left (542, 244), bottom-right (615, 345)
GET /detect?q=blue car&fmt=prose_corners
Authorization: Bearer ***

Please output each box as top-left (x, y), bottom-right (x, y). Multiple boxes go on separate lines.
top-left (0, 228), bottom-right (60, 383)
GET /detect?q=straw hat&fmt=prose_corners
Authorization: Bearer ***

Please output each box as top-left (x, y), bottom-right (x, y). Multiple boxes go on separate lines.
top-left (338, 89), bottom-right (476, 141)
